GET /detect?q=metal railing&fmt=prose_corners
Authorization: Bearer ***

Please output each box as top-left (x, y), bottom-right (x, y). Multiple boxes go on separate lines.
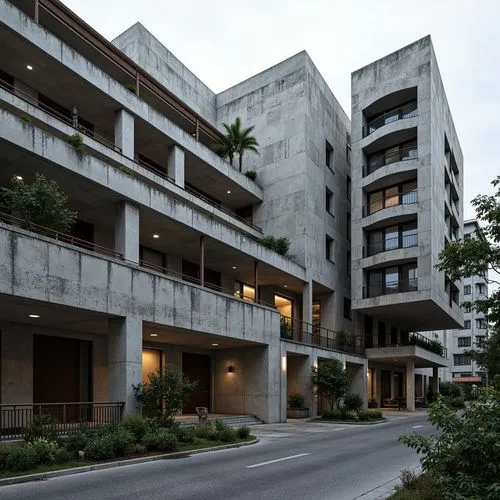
top-left (280, 316), bottom-right (364, 355)
top-left (363, 233), bottom-right (417, 257)
top-left (0, 402), bottom-right (124, 441)
top-left (0, 76), bottom-right (261, 233)
top-left (0, 211), bottom-right (122, 259)
top-left (386, 332), bottom-right (447, 358)
top-left (363, 190), bottom-right (418, 217)
top-left (363, 146), bottom-right (418, 177)
top-left (362, 102), bottom-right (417, 137)
top-left (363, 278), bottom-right (418, 298)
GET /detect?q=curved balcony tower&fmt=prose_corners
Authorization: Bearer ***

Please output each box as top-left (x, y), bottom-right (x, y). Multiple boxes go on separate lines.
top-left (351, 36), bottom-right (463, 333)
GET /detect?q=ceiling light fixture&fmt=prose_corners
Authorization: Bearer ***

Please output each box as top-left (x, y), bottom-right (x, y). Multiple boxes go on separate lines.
top-left (232, 266), bottom-right (236, 270)
top-left (153, 234), bottom-right (160, 239)
top-left (211, 343), bottom-right (219, 346)
top-left (26, 65), bottom-right (33, 70)
top-left (227, 190), bottom-right (231, 194)
top-left (15, 175), bottom-right (23, 181)
top-left (29, 314), bottom-right (40, 318)
top-left (284, 284), bottom-right (288, 288)
top-left (150, 333), bottom-right (158, 337)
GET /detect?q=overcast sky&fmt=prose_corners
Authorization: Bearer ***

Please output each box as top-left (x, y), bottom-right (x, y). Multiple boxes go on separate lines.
top-left (62, 0), bottom-right (500, 220)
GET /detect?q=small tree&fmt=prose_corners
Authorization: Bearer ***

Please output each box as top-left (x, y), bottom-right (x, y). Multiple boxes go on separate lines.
top-left (312, 359), bottom-right (349, 411)
top-left (133, 365), bottom-right (198, 426)
top-left (0, 173), bottom-right (77, 232)
top-left (400, 389), bottom-right (500, 499)
top-left (217, 117), bottom-right (259, 171)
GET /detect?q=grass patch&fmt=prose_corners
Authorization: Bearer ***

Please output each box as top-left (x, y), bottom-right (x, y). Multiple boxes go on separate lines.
top-left (388, 471), bottom-right (438, 500)
top-left (314, 418), bottom-right (386, 425)
top-left (0, 436), bottom-right (256, 480)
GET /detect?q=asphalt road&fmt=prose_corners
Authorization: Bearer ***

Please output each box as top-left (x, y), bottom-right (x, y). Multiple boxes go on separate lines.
top-left (0, 413), bottom-right (432, 500)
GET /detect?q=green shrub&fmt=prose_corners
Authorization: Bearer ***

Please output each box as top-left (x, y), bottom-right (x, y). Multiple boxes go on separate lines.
top-left (321, 409), bottom-right (344, 420)
top-left (343, 394), bottom-right (364, 413)
top-left (22, 413), bottom-right (59, 443)
top-left (4, 446), bottom-right (38, 472)
top-left (259, 236), bottom-right (291, 257)
top-left (110, 428), bottom-right (135, 456)
top-left (237, 426), bottom-right (250, 439)
top-left (142, 429), bottom-right (178, 452)
top-left (368, 397), bottom-right (378, 408)
top-left (213, 421), bottom-right (237, 443)
top-left (68, 133), bottom-right (84, 153)
top-left (84, 435), bottom-right (116, 461)
top-left (193, 422), bottom-right (217, 440)
top-left (288, 392), bottom-right (305, 409)
top-left (175, 427), bottom-right (195, 444)
top-left (120, 416), bottom-right (149, 442)
top-left (65, 426), bottom-right (93, 455)
top-left (439, 381), bottom-right (463, 398)
top-left (445, 395), bottom-right (465, 409)
top-left (54, 447), bottom-right (74, 464)
top-left (132, 443), bottom-right (147, 455)
top-left (0, 444), bottom-right (11, 470)
top-left (27, 437), bottom-right (61, 465)
top-left (366, 410), bottom-right (383, 420)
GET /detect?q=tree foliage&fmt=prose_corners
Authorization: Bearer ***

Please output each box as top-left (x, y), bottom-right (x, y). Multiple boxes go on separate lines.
top-left (400, 390), bottom-right (500, 499)
top-left (312, 359), bottom-right (349, 411)
top-left (133, 365), bottom-right (198, 426)
top-left (216, 117), bottom-right (259, 171)
top-left (437, 176), bottom-right (500, 379)
top-left (0, 173), bottom-right (77, 233)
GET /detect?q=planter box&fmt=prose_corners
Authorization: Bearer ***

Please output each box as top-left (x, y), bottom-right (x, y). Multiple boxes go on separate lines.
top-left (287, 408), bottom-right (310, 419)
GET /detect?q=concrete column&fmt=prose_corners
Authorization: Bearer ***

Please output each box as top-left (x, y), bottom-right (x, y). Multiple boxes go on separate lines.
top-left (168, 145), bottom-right (185, 188)
top-left (115, 109), bottom-right (134, 158)
top-left (390, 371), bottom-right (395, 399)
top-left (115, 201), bottom-right (139, 263)
top-left (348, 362), bottom-right (368, 410)
top-left (432, 367), bottom-right (439, 395)
top-left (320, 292), bottom-right (335, 330)
top-left (254, 261), bottom-right (259, 303)
top-left (199, 236), bottom-right (205, 286)
top-left (302, 279), bottom-right (313, 324)
top-left (375, 368), bottom-right (382, 407)
top-left (108, 317), bottom-right (142, 415)
top-left (406, 359), bottom-right (415, 412)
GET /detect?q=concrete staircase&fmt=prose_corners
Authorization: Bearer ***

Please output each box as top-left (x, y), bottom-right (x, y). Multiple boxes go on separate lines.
top-left (178, 414), bottom-right (263, 428)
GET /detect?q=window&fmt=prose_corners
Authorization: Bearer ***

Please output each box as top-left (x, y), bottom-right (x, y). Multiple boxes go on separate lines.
top-left (235, 282), bottom-right (256, 302)
top-left (366, 220), bottom-right (417, 256)
top-left (274, 294), bottom-right (293, 317)
top-left (464, 320), bottom-right (471, 329)
top-left (458, 337), bottom-right (471, 347)
top-left (476, 318), bottom-right (487, 329)
top-left (476, 283), bottom-right (487, 295)
top-left (463, 304), bottom-right (471, 313)
top-left (312, 301), bottom-right (321, 329)
top-left (464, 285), bottom-right (471, 295)
top-left (347, 250), bottom-right (351, 277)
top-left (346, 175), bottom-right (351, 200)
top-left (346, 212), bottom-right (351, 240)
top-left (454, 354), bottom-right (472, 366)
top-left (464, 233), bottom-right (471, 240)
top-left (365, 139), bottom-right (417, 175)
top-left (326, 188), bottom-right (333, 214)
top-left (326, 141), bottom-right (334, 169)
top-left (453, 372), bottom-right (472, 378)
top-left (365, 180), bottom-right (417, 216)
top-left (475, 335), bottom-right (486, 346)
top-left (343, 297), bottom-right (352, 320)
top-left (325, 235), bottom-right (334, 262)
top-left (366, 263), bottom-right (418, 297)
top-left (346, 133), bottom-right (351, 165)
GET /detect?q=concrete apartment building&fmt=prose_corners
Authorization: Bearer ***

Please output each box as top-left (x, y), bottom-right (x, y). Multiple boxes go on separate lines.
top-left (0, 0), bottom-right (461, 424)
top-left (351, 36), bottom-right (463, 410)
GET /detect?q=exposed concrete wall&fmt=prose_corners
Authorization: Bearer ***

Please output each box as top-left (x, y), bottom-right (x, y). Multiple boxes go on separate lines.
top-left (112, 23), bottom-right (217, 124)
top-left (0, 0), bottom-right (261, 200)
top-left (0, 322), bottom-right (108, 404)
top-left (213, 344), bottom-right (282, 423)
top-left (0, 108), bottom-right (305, 281)
top-left (0, 224), bottom-right (281, 344)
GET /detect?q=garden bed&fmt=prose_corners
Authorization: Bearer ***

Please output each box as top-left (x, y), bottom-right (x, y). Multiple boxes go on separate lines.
top-left (0, 416), bottom-right (255, 480)
top-left (314, 409), bottom-right (386, 424)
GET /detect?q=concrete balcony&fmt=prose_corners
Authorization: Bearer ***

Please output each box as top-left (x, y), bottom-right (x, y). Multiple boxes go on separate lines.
top-left (366, 344), bottom-right (448, 369)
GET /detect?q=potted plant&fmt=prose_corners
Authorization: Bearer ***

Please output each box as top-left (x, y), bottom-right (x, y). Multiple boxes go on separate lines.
top-left (287, 392), bottom-right (309, 418)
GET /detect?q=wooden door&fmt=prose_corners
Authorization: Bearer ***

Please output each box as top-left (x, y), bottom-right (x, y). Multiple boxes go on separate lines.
top-left (182, 353), bottom-right (210, 413)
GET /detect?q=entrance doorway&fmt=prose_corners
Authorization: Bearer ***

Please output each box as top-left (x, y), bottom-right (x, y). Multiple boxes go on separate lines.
top-left (182, 353), bottom-right (210, 413)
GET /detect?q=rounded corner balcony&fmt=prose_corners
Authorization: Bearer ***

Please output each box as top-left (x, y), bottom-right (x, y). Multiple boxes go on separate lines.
top-left (363, 185), bottom-right (418, 220)
top-left (362, 88), bottom-right (418, 139)
top-left (362, 233), bottom-right (418, 259)
top-left (363, 277), bottom-right (418, 299)
top-left (362, 144), bottom-right (418, 179)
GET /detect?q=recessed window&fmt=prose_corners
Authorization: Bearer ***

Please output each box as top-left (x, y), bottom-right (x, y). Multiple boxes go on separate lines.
top-left (464, 285), bottom-right (471, 295)
top-left (343, 297), bottom-right (352, 320)
top-left (476, 283), bottom-right (487, 295)
top-left (463, 304), bottom-right (471, 313)
top-left (476, 318), bottom-right (487, 329)
top-left (458, 337), bottom-right (471, 347)
top-left (326, 141), bottom-right (334, 169)
top-left (346, 212), bottom-right (351, 240)
top-left (346, 175), bottom-right (351, 200)
top-left (346, 132), bottom-right (351, 165)
top-left (326, 235), bottom-right (334, 262)
top-left (347, 250), bottom-right (351, 277)
top-left (464, 320), bottom-right (471, 329)
top-left (326, 187), bottom-right (333, 214)
top-left (454, 354), bottom-right (471, 366)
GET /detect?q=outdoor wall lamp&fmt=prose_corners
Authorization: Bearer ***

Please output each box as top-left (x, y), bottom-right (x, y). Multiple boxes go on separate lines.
top-left (227, 365), bottom-right (234, 373)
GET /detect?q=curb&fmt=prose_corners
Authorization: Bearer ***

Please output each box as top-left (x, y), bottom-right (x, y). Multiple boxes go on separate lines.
top-left (311, 418), bottom-right (387, 425)
top-left (0, 438), bottom-right (259, 487)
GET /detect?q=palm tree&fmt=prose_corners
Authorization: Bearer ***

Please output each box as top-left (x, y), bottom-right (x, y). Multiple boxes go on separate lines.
top-left (219, 117), bottom-right (259, 172)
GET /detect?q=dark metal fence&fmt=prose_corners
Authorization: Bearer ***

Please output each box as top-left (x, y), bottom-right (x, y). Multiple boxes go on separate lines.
top-left (0, 402), bottom-right (124, 441)
top-left (363, 189), bottom-right (418, 217)
top-left (362, 102), bottom-right (417, 137)
top-left (363, 233), bottom-right (417, 257)
top-left (363, 278), bottom-right (418, 298)
top-left (363, 146), bottom-right (418, 177)
top-left (280, 316), bottom-right (364, 355)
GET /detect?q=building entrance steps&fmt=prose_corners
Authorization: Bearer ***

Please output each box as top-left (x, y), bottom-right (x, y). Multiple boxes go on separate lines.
top-left (175, 414), bottom-right (263, 427)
